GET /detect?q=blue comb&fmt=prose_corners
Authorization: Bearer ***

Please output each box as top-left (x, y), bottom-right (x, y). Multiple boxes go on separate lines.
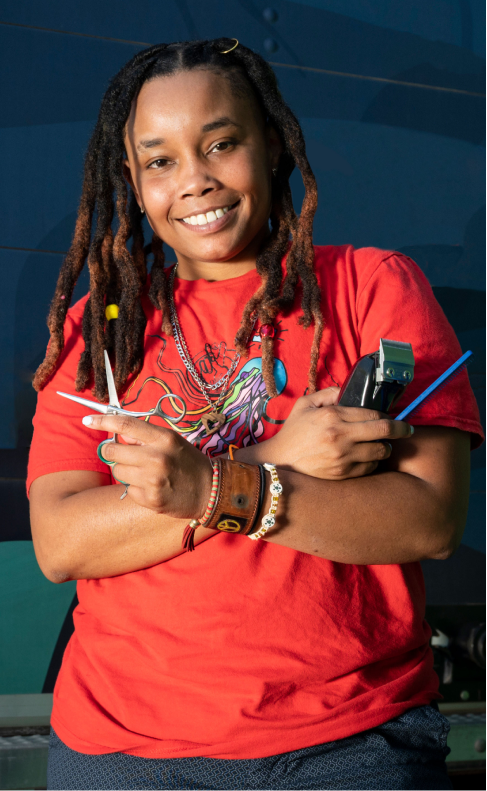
top-left (395, 350), bottom-right (473, 422)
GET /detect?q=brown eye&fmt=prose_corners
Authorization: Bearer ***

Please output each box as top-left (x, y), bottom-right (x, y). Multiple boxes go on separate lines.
top-left (148, 158), bottom-right (170, 169)
top-left (211, 140), bottom-right (235, 153)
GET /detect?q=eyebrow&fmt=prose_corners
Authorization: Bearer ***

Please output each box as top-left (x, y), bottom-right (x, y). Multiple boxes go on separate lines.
top-left (136, 137), bottom-right (165, 152)
top-left (136, 118), bottom-right (241, 152)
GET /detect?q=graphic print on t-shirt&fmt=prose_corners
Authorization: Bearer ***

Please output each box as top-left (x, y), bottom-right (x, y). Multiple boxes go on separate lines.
top-left (27, 247), bottom-right (484, 760)
top-left (121, 333), bottom-right (287, 456)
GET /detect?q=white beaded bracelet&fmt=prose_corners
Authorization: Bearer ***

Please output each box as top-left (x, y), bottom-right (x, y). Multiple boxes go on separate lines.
top-left (248, 463), bottom-right (282, 540)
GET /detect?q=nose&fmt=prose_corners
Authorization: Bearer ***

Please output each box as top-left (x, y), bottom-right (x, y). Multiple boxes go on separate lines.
top-left (178, 156), bottom-right (221, 200)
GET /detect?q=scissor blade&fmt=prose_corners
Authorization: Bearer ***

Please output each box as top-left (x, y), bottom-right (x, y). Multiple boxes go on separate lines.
top-left (104, 350), bottom-right (120, 409)
top-left (57, 392), bottom-right (109, 414)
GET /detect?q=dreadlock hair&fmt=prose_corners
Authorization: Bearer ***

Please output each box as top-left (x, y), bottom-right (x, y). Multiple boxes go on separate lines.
top-left (33, 38), bottom-right (323, 401)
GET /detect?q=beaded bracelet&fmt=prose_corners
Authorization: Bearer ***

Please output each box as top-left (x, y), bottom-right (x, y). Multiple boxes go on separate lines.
top-left (201, 462), bottom-right (220, 526)
top-left (182, 460), bottom-right (220, 552)
top-left (248, 463), bottom-right (282, 541)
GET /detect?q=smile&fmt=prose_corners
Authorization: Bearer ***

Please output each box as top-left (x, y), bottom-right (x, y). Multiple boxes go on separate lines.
top-left (178, 201), bottom-right (240, 231)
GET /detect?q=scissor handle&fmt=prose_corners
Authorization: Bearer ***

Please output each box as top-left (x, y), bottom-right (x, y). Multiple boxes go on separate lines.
top-left (97, 437), bottom-right (130, 486)
top-left (96, 392), bottom-right (185, 484)
top-left (153, 393), bottom-right (186, 424)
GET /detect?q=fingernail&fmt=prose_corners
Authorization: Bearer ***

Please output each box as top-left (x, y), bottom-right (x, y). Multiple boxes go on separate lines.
top-left (82, 415), bottom-right (93, 426)
top-left (409, 425), bottom-right (415, 435)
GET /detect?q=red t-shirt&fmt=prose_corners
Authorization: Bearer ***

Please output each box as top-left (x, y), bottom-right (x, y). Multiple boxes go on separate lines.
top-left (27, 246), bottom-right (483, 759)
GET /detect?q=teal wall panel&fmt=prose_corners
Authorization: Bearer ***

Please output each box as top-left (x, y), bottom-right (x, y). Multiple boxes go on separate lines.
top-left (291, 0), bottom-right (486, 56)
top-left (0, 250), bottom-right (24, 448)
top-left (298, 117), bottom-right (485, 284)
top-left (0, 543), bottom-right (76, 693)
top-left (0, 121), bottom-right (93, 250)
top-left (462, 490), bottom-right (486, 553)
top-left (0, 25), bottom-right (141, 129)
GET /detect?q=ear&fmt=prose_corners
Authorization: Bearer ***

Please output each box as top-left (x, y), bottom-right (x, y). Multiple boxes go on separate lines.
top-left (266, 124), bottom-right (283, 170)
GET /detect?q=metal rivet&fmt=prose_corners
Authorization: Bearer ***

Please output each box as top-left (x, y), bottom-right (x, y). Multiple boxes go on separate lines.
top-left (386, 367), bottom-right (395, 377)
top-left (263, 7), bottom-right (278, 22)
top-left (403, 370), bottom-right (412, 380)
top-left (474, 738), bottom-right (486, 753)
top-left (460, 689), bottom-right (470, 701)
top-left (264, 38), bottom-right (279, 53)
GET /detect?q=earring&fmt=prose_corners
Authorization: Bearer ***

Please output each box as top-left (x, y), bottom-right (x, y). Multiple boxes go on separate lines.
top-left (140, 206), bottom-right (145, 214)
top-left (272, 168), bottom-right (278, 176)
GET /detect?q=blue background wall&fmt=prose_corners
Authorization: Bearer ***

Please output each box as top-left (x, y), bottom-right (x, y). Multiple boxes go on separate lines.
top-left (0, 0), bottom-right (484, 693)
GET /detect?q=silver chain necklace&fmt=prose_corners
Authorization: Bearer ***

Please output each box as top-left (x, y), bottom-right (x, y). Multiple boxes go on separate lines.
top-left (168, 264), bottom-right (254, 436)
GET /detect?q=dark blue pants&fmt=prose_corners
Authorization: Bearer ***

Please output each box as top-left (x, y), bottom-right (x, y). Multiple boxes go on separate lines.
top-left (47, 704), bottom-right (452, 790)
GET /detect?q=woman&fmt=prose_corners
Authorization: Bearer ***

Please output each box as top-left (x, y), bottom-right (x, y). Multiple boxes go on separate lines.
top-left (28, 39), bottom-right (482, 790)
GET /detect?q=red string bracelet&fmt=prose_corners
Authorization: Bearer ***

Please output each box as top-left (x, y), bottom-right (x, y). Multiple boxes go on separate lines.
top-left (200, 463), bottom-right (220, 526)
top-left (182, 461), bottom-right (220, 552)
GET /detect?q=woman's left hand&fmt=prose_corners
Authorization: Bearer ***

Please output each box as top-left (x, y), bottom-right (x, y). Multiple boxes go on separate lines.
top-left (83, 414), bottom-right (213, 517)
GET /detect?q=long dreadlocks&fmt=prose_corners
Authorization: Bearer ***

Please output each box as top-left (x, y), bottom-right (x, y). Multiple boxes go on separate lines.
top-left (33, 38), bottom-right (323, 401)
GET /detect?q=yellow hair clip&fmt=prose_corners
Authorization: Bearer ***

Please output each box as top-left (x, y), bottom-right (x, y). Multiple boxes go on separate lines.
top-left (105, 304), bottom-right (119, 321)
top-left (220, 38), bottom-right (239, 54)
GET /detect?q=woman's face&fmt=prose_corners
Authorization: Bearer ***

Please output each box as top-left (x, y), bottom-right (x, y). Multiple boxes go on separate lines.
top-left (124, 69), bottom-right (281, 274)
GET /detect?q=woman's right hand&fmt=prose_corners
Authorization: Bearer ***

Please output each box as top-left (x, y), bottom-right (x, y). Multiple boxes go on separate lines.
top-left (264, 387), bottom-right (414, 480)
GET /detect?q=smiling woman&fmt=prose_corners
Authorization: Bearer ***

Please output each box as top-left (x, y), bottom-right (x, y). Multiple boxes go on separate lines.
top-left (27, 37), bottom-right (482, 791)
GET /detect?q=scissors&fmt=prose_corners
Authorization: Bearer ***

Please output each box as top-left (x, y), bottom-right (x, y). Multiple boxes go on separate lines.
top-left (57, 350), bottom-right (186, 499)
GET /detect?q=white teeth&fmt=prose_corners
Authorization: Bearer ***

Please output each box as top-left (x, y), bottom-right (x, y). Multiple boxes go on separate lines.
top-left (181, 204), bottom-right (234, 224)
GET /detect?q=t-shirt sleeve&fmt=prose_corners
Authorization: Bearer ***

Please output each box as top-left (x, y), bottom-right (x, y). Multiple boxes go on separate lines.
top-left (356, 251), bottom-right (484, 449)
top-left (26, 308), bottom-right (110, 494)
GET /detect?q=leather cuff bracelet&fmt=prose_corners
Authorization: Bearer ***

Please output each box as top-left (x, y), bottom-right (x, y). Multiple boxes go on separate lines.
top-left (205, 458), bottom-right (262, 536)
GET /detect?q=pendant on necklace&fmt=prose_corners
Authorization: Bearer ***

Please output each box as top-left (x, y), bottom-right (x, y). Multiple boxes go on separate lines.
top-left (201, 410), bottom-right (226, 436)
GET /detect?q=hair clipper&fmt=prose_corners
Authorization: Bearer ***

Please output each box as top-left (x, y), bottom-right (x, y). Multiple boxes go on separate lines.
top-left (338, 338), bottom-right (415, 413)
